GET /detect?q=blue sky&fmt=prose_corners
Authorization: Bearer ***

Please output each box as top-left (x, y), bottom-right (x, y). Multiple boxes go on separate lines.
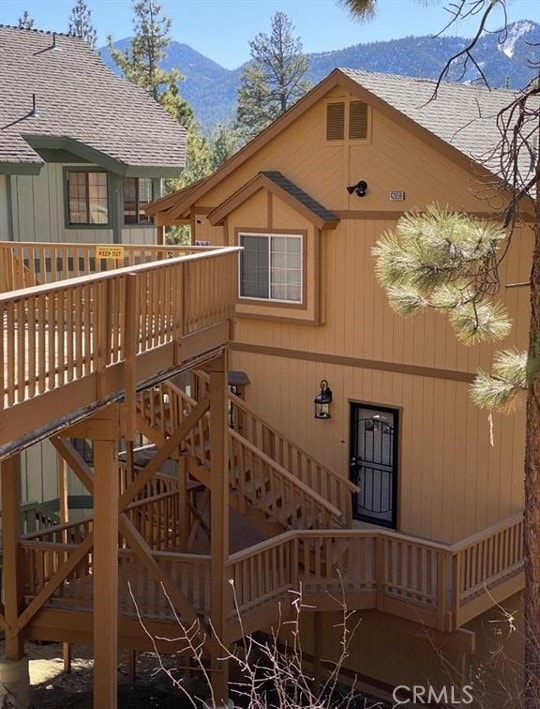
top-left (0, 0), bottom-right (537, 69)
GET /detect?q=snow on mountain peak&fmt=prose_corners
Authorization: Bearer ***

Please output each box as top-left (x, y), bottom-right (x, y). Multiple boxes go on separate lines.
top-left (499, 20), bottom-right (535, 58)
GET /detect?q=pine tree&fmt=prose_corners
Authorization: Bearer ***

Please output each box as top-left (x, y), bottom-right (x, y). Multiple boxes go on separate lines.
top-left (210, 124), bottom-right (239, 171)
top-left (235, 11), bottom-right (310, 143)
top-left (109, 0), bottom-right (174, 101)
top-left (108, 0), bottom-right (192, 128)
top-left (348, 1), bottom-right (540, 702)
top-left (68, 0), bottom-right (97, 48)
top-left (17, 10), bottom-right (35, 29)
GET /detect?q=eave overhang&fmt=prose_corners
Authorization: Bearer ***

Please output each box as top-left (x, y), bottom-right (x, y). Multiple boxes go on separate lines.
top-left (208, 171), bottom-right (339, 231)
top-left (22, 135), bottom-right (182, 177)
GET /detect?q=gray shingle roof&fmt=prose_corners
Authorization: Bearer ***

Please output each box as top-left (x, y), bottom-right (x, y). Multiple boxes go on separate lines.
top-left (341, 68), bottom-right (518, 173)
top-left (261, 171), bottom-right (338, 224)
top-left (0, 25), bottom-right (187, 173)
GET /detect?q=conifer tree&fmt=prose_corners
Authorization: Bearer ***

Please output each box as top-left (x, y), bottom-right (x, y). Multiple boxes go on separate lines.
top-left (68, 0), bottom-right (97, 48)
top-left (235, 11), bottom-right (310, 143)
top-left (108, 0), bottom-right (192, 129)
top-left (355, 1), bottom-right (540, 700)
top-left (210, 124), bottom-right (240, 171)
top-left (17, 10), bottom-right (35, 29)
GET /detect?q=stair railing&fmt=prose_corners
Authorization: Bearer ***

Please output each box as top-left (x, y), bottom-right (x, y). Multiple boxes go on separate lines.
top-left (136, 380), bottom-right (344, 530)
top-left (191, 370), bottom-right (358, 526)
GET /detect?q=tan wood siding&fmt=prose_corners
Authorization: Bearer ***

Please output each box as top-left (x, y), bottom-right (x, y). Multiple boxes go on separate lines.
top-left (178, 79), bottom-right (529, 547)
top-left (231, 350), bottom-right (524, 542)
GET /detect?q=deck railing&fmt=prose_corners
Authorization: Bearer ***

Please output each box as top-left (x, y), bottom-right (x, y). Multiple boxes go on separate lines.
top-left (1, 246), bottom-right (239, 415)
top-left (0, 242), bottom-right (217, 292)
top-left (191, 371), bottom-right (358, 526)
top-left (15, 512), bottom-right (524, 633)
top-left (124, 491), bottom-right (182, 551)
top-left (227, 515), bottom-right (524, 631)
top-left (451, 513), bottom-right (524, 626)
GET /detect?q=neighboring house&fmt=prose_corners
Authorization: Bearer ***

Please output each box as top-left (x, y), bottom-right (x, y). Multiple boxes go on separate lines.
top-left (0, 25), bottom-right (186, 511)
top-left (0, 24), bottom-right (186, 247)
top-left (147, 68), bottom-right (531, 695)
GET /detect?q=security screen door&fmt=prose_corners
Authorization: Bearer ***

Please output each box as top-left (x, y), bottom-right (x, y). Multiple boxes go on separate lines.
top-left (350, 404), bottom-right (398, 528)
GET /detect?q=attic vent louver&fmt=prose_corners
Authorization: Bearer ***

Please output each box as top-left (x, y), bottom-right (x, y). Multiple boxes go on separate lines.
top-left (349, 101), bottom-right (368, 139)
top-left (326, 102), bottom-right (345, 141)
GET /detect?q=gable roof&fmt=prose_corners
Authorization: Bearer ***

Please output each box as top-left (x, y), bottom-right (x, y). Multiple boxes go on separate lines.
top-left (341, 68), bottom-right (514, 172)
top-left (0, 25), bottom-right (187, 176)
top-left (208, 171), bottom-right (339, 230)
top-left (147, 68), bottom-right (519, 222)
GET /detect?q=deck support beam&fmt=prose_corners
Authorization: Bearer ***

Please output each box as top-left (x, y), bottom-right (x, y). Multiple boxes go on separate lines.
top-left (208, 353), bottom-right (230, 704)
top-left (0, 453), bottom-right (30, 707)
top-left (93, 436), bottom-right (119, 709)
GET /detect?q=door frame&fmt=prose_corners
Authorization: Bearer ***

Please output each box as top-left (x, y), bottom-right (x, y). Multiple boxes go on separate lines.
top-left (349, 400), bottom-right (401, 530)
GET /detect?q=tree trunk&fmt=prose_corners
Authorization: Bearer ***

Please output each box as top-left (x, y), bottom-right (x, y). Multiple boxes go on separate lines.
top-left (524, 217), bottom-right (540, 706)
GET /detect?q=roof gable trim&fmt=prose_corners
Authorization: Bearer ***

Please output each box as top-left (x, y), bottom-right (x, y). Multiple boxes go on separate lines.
top-left (208, 171), bottom-right (339, 230)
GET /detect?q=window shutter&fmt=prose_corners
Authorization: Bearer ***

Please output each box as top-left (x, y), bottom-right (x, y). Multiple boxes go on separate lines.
top-left (326, 102), bottom-right (345, 140)
top-left (349, 101), bottom-right (368, 139)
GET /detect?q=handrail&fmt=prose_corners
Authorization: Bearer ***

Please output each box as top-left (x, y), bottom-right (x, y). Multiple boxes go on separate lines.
top-left (0, 242), bottom-right (226, 293)
top-left (138, 380), bottom-right (345, 530)
top-left (0, 246), bottom-right (241, 299)
top-left (449, 512), bottom-right (523, 552)
top-left (191, 370), bottom-right (357, 525)
top-left (21, 516), bottom-right (94, 542)
top-left (231, 390), bottom-right (358, 494)
top-left (1, 246), bottom-right (239, 425)
top-left (229, 429), bottom-right (341, 519)
top-left (17, 513), bottom-right (524, 633)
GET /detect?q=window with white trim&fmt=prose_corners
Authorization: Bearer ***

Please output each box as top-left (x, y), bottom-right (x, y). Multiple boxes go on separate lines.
top-left (239, 233), bottom-right (302, 304)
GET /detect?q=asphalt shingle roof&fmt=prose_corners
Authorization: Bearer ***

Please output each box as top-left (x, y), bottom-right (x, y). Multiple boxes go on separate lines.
top-left (261, 171), bottom-right (338, 224)
top-left (341, 68), bottom-right (518, 172)
top-left (0, 25), bottom-right (187, 172)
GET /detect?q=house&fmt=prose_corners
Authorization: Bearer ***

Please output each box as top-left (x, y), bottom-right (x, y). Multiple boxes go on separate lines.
top-left (147, 68), bottom-right (531, 701)
top-left (0, 51), bottom-right (530, 706)
top-left (0, 24), bottom-right (187, 516)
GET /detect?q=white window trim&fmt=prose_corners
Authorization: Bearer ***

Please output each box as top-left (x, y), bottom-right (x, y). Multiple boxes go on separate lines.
top-left (238, 232), bottom-right (303, 305)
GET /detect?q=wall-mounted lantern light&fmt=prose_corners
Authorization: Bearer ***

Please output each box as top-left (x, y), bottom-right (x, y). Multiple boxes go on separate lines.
top-left (314, 379), bottom-right (333, 419)
top-left (346, 180), bottom-right (368, 197)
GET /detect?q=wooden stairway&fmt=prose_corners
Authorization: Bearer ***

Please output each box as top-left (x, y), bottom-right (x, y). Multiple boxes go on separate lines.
top-left (136, 377), bottom-right (357, 536)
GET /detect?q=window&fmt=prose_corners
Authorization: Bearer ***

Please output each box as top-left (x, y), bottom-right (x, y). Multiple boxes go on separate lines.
top-left (123, 177), bottom-right (154, 225)
top-left (326, 100), bottom-right (369, 141)
top-left (66, 170), bottom-right (109, 225)
top-left (239, 233), bottom-right (302, 303)
top-left (71, 438), bottom-right (93, 466)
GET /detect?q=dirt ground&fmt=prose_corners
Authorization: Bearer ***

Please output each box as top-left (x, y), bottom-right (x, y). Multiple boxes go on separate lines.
top-left (24, 641), bottom-right (207, 708)
top-left (22, 641), bottom-right (390, 708)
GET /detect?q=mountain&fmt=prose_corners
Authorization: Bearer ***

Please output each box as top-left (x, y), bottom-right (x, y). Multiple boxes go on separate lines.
top-left (100, 20), bottom-right (540, 131)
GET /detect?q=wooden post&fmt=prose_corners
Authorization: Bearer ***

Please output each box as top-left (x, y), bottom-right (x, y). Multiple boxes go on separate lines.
top-left (156, 224), bottom-right (164, 246)
top-left (93, 437), bottom-right (119, 709)
top-left (177, 458), bottom-right (189, 551)
top-left (208, 353), bottom-right (230, 704)
top-left (2, 453), bottom-right (24, 661)
top-left (312, 612), bottom-right (322, 696)
top-left (57, 451), bottom-right (72, 671)
top-left (57, 452), bottom-right (69, 528)
top-left (0, 453), bottom-right (31, 708)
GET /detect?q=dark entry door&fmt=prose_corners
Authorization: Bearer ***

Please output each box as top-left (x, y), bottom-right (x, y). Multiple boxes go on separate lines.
top-left (350, 404), bottom-right (398, 528)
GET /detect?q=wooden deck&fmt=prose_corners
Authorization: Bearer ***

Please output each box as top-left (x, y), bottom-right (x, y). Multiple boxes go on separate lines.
top-left (0, 243), bottom-right (240, 459)
top-left (12, 507), bottom-right (523, 649)
top-left (0, 241), bottom-right (526, 706)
